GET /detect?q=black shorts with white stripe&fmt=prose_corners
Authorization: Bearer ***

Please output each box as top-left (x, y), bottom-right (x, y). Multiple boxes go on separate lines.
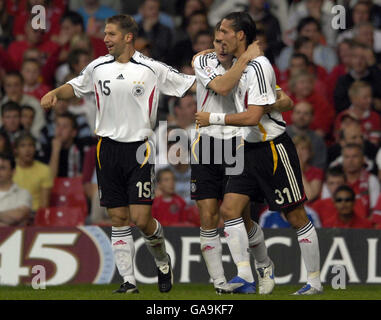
top-left (225, 132), bottom-right (307, 214)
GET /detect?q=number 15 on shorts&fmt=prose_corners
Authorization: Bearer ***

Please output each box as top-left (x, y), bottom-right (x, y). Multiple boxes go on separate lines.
top-left (136, 181), bottom-right (152, 199)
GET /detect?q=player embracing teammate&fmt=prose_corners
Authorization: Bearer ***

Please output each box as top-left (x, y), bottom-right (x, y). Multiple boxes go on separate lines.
top-left (196, 12), bottom-right (323, 295)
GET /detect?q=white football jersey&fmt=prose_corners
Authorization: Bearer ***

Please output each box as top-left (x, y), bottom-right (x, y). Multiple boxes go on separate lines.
top-left (194, 53), bottom-right (241, 140)
top-left (234, 56), bottom-right (286, 143)
top-left (68, 51), bottom-right (195, 143)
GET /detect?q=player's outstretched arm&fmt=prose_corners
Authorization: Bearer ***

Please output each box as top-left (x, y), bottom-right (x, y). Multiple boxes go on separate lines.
top-left (207, 41), bottom-right (263, 96)
top-left (195, 105), bottom-right (264, 127)
top-left (41, 84), bottom-right (75, 110)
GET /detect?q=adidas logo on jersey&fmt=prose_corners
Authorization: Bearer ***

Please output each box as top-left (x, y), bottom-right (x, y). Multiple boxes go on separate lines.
top-left (117, 74), bottom-right (124, 80)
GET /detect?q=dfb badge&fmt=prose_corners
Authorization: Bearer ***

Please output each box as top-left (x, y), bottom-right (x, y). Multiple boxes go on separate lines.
top-left (132, 84), bottom-right (145, 97)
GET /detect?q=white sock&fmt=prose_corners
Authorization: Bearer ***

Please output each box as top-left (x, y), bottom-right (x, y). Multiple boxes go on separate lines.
top-left (141, 219), bottom-right (169, 267)
top-left (297, 221), bottom-right (321, 289)
top-left (111, 226), bottom-right (136, 285)
top-left (200, 228), bottom-right (226, 286)
top-left (247, 221), bottom-right (271, 269)
top-left (224, 217), bottom-right (254, 282)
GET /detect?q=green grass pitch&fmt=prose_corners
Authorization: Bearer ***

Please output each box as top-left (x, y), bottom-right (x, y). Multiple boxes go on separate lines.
top-left (0, 283), bottom-right (380, 300)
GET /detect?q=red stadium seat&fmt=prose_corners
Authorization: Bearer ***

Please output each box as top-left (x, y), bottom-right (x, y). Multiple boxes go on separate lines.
top-left (51, 177), bottom-right (84, 195)
top-left (34, 207), bottom-right (85, 227)
top-left (50, 177), bottom-right (88, 217)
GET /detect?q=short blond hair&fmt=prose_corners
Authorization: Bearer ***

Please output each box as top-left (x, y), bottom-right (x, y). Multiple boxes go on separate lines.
top-left (348, 80), bottom-right (372, 99)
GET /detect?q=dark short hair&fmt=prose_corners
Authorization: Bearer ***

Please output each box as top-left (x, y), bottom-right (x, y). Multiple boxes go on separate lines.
top-left (326, 165), bottom-right (345, 179)
top-left (68, 49), bottom-right (90, 72)
top-left (290, 53), bottom-right (309, 65)
top-left (223, 12), bottom-right (257, 47)
top-left (193, 30), bottom-right (212, 43)
top-left (342, 143), bottom-right (364, 154)
top-left (21, 105), bottom-right (35, 115)
top-left (14, 132), bottom-right (36, 148)
top-left (22, 58), bottom-right (41, 69)
top-left (156, 168), bottom-right (174, 182)
top-left (56, 112), bottom-right (78, 130)
top-left (0, 131), bottom-right (12, 156)
top-left (0, 152), bottom-right (16, 169)
top-left (297, 16), bottom-right (321, 34)
top-left (106, 14), bottom-right (138, 41)
top-left (294, 36), bottom-right (313, 51)
top-left (61, 11), bottom-right (84, 30)
top-left (1, 101), bottom-right (21, 117)
top-left (334, 185), bottom-right (355, 200)
top-left (5, 71), bottom-right (24, 83)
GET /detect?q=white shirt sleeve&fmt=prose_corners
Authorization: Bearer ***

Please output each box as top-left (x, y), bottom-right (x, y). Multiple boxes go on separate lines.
top-left (246, 58), bottom-right (277, 106)
top-left (154, 61), bottom-right (195, 97)
top-left (369, 174), bottom-right (380, 209)
top-left (67, 63), bottom-right (94, 98)
top-left (194, 55), bottom-right (219, 88)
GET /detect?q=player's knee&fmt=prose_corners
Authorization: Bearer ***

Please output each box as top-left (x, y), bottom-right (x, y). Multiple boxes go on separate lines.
top-left (219, 202), bottom-right (236, 221)
top-left (134, 215), bottom-right (151, 233)
top-left (286, 205), bottom-right (309, 229)
top-left (199, 207), bottom-right (219, 228)
top-left (108, 209), bottom-right (128, 227)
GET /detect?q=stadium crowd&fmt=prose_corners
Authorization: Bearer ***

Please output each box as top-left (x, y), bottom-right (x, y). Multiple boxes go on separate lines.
top-left (1, 0), bottom-right (381, 229)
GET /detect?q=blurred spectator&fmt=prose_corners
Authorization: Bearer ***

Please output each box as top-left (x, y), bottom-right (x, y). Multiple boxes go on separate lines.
top-left (285, 0), bottom-right (337, 47)
top-left (334, 81), bottom-right (381, 145)
top-left (13, 133), bottom-right (53, 212)
top-left (328, 120), bottom-right (378, 174)
top-left (0, 130), bottom-right (12, 155)
top-left (20, 105), bottom-right (35, 134)
top-left (39, 112), bottom-right (86, 178)
top-left (77, 0), bottom-right (117, 38)
top-left (134, 0), bottom-right (174, 30)
top-left (334, 42), bottom-right (381, 113)
top-left (277, 16), bottom-right (338, 72)
top-left (70, 0), bottom-right (121, 13)
top-left (7, 16), bottom-right (60, 70)
top-left (286, 101), bottom-right (327, 169)
top-left (312, 166), bottom-right (369, 224)
top-left (279, 51), bottom-right (328, 99)
top-left (0, 101), bottom-right (22, 144)
top-left (39, 99), bottom-right (94, 153)
top-left (12, 0), bottom-right (64, 43)
top-left (152, 168), bottom-right (198, 226)
top-left (259, 205), bottom-right (321, 228)
top-left (0, 152), bottom-right (32, 226)
top-left (287, 70), bottom-right (335, 138)
top-left (293, 135), bottom-right (324, 202)
top-left (172, 93), bottom-right (197, 134)
top-left (324, 185), bottom-right (373, 228)
top-left (169, 10), bottom-right (209, 67)
top-left (21, 58), bottom-right (51, 101)
top-left (135, 37), bottom-right (152, 57)
top-left (341, 143), bottom-right (380, 213)
top-left (326, 39), bottom-right (353, 102)
top-left (136, 0), bottom-right (173, 61)
top-left (51, 11), bottom-right (107, 65)
top-left (1, 71), bottom-right (45, 138)
top-left (192, 30), bottom-right (213, 55)
top-left (0, 0), bottom-right (14, 47)
top-left (247, 0), bottom-right (283, 59)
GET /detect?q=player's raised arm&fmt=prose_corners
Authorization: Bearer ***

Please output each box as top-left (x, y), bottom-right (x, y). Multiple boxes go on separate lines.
top-left (40, 84), bottom-right (75, 110)
top-left (197, 41), bottom-right (263, 97)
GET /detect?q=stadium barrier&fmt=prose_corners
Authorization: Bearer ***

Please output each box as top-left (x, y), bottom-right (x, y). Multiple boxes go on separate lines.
top-left (0, 227), bottom-right (380, 286)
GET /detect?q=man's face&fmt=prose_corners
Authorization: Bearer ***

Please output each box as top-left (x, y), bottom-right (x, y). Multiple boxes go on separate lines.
top-left (300, 23), bottom-right (320, 44)
top-left (55, 117), bottom-right (77, 145)
top-left (353, 4), bottom-right (370, 24)
top-left (0, 158), bottom-right (13, 185)
top-left (291, 102), bottom-right (314, 129)
top-left (213, 30), bottom-right (233, 64)
top-left (343, 125), bottom-right (364, 146)
top-left (193, 34), bottom-right (213, 53)
top-left (21, 62), bottom-right (40, 86)
top-left (61, 19), bottom-right (82, 39)
top-left (158, 171), bottom-right (175, 195)
top-left (356, 25), bottom-right (374, 47)
top-left (219, 19), bottom-right (240, 56)
top-left (21, 109), bottom-right (35, 130)
top-left (142, 0), bottom-right (159, 20)
top-left (326, 175), bottom-right (345, 197)
top-left (104, 23), bottom-right (128, 58)
top-left (342, 147), bottom-right (364, 174)
top-left (2, 110), bottom-right (21, 133)
top-left (334, 190), bottom-right (355, 216)
top-left (4, 76), bottom-right (23, 101)
top-left (16, 139), bottom-right (35, 163)
top-left (289, 57), bottom-right (308, 75)
top-left (293, 75), bottom-right (313, 97)
top-left (297, 41), bottom-right (314, 61)
top-left (351, 48), bottom-right (367, 74)
top-left (74, 54), bottom-right (91, 75)
top-left (351, 87), bottom-right (372, 111)
top-left (187, 14), bottom-right (208, 39)
top-left (176, 95), bottom-right (197, 122)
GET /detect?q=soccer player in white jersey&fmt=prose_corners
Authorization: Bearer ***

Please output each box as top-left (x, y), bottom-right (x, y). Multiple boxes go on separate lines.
top-left (192, 26), bottom-right (292, 294)
top-left (196, 12), bottom-right (323, 295)
top-left (41, 15), bottom-right (196, 294)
